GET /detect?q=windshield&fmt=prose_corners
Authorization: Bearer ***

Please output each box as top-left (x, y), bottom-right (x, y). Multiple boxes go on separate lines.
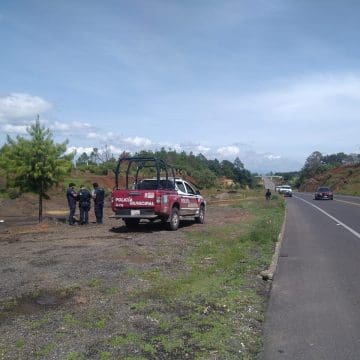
top-left (317, 187), bottom-right (330, 192)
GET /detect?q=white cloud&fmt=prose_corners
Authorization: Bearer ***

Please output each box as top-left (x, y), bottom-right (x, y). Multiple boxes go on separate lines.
top-left (46, 121), bottom-right (96, 140)
top-left (66, 146), bottom-right (94, 155)
top-left (196, 145), bottom-right (211, 153)
top-left (107, 144), bottom-right (123, 153)
top-left (124, 136), bottom-right (152, 147)
top-left (0, 93), bottom-right (52, 123)
top-left (266, 154), bottom-right (282, 160)
top-left (86, 132), bottom-right (101, 139)
top-left (66, 144), bottom-right (125, 161)
top-left (157, 141), bottom-right (182, 152)
top-left (0, 124), bottom-right (28, 134)
top-left (72, 121), bottom-right (92, 129)
top-left (240, 150), bottom-right (301, 173)
top-left (238, 73), bottom-right (360, 123)
top-left (216, 145), bottom-right (240, 157)
top-left (52, 121), bottom-right (71, 132)
top-left (85, 131), bottom-right (118, 141)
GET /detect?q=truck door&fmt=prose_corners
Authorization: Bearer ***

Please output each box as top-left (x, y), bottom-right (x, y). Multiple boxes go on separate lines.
top-left (184, 182), bottom-right (201, 215)
top-left (176, 180), bottom-right (199, 216)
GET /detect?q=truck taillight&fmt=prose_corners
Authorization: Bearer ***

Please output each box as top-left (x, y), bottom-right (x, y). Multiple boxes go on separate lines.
top-left (156, 194), bottom-right (168, 204)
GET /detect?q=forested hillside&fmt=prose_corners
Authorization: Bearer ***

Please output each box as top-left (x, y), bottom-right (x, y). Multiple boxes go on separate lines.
top-left (73, 148), bottom-right (255, 189)
top-left (275, 151), bottom-right (360, 195)
top-left (0, 144), bottom-right (256, 199)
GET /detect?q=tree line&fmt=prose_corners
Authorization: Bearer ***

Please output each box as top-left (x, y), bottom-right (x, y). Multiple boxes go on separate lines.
top-left (0, 121), bottom-right (255, 221)
top-left (75, 147), bottom-right (255, 189)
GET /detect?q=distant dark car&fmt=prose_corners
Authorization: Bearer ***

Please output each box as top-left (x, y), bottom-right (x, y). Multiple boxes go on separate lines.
top-left (314, 187), bottom-right (333, 200)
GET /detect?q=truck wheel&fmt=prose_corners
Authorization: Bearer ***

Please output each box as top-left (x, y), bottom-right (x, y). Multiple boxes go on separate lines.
top-left (124, 218), bottom-right (140, 229)
top-left (168, 207), bottom-right (179, 231)
top-left (195, 205), bottom-right (205, 224)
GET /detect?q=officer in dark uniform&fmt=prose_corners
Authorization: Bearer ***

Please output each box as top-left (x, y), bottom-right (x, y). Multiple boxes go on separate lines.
top-left (77, 185), bottom-right (91, 225)
top-left (92, 182), bottom-right (105, 224)
top-left (66, 183), bottom-right (77, 225)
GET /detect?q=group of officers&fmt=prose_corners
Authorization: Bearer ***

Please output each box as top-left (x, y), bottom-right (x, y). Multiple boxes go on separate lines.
top-left (66, 182), bottom-right (105, 225)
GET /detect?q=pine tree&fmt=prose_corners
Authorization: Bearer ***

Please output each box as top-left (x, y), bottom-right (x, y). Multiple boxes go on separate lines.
top-left (0, 118), bottom-right (74, 222)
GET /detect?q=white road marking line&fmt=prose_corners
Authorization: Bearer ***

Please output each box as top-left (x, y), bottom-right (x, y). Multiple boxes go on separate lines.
top-left (293, 195), bottom-right (360, 240)
top-left (334, 199), bottom-right (360, 207)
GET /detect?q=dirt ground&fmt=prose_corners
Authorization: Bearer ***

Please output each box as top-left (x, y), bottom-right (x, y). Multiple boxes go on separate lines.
top-left (0, 192), bottom-right (255, 359)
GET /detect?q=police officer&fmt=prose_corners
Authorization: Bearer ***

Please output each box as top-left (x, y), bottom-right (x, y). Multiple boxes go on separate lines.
top-left (77, 185), bottom-right (91, 225)
top-left (92, 182), bottom-right (105, 224)
top-left (66, 183), bottom-right (77, 225)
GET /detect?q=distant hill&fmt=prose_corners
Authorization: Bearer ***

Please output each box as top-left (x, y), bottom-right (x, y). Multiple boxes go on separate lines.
top-left (300, 164), bottom-right (360, 195)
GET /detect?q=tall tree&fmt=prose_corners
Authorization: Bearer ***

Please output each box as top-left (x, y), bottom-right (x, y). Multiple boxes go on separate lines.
top-left (302, 151), bottom-right (323, 178)
top-left (1, 119), bottom-right (74, 222)
top-left (233, 157), bottom-right (244, 170)
top-left (220, 160), bottom-right (235, 179)
top-left (76, 152), bottom-right (90, 166)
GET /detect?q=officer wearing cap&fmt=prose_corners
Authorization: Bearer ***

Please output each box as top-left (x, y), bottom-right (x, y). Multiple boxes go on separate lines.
top-left (92, 182), bottom-right (105, 224)
top-left (66, 183), bottom-right (77, 225)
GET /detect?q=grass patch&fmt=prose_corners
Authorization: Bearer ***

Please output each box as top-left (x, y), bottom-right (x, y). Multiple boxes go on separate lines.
top-left (28, 317), bottom-right (50, 330)
top-left (125, 191), bottom-right (285, 359)
top-left (0, 346), bottom-right (7, 358)
top-left (109, 333), bottom-right (156, 356)
top-left (103, 286), bottom-right (120, 295)
top-left (63, 311), bottom-right (109, 330)
top-left (15, 339), bottom-right (25, 349)
top-left (36, 342), bottom-right (55, 358)
top-left (88, 278), bottom-right (102, 288)
top-left (65, 351), bottom-right (87, 360)
top-left (63, 313), bottom-right (79, 327)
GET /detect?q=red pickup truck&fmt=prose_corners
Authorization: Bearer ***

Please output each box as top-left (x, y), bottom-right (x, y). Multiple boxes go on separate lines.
top-left (111, 157), bottom-right (206, 230)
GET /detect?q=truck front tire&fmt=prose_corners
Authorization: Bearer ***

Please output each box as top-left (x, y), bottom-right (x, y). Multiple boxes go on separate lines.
top-left (195, 205), bottom-right (205, 224)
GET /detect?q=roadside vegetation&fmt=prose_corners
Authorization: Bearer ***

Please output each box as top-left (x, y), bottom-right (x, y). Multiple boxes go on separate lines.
top-left (124, 191), bottom-right (284, 359)
top-left (0, 189), bottom-right (284, 359)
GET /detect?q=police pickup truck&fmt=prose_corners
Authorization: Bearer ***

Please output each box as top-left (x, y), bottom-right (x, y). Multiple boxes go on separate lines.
top-left (111, 157), bottom-right (206, 230)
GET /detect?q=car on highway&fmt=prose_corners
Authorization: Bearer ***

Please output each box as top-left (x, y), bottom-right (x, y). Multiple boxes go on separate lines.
top-left (278, 185), bottom-right (293, 197)
top-left (314, 186), bottom-right (333, 200)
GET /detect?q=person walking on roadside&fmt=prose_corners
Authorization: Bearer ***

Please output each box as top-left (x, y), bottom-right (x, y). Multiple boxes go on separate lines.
top-left (92, 182), bottom-right (105, 224)
top-left (265, 188), bottom-right (272, 201)
top-left (77, 185), bottom-right (91, 225)
top-left (66, 183), bottom-right (77, 225)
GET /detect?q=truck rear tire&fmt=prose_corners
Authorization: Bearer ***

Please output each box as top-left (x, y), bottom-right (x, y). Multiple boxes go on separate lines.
top-left (167, 207), bottom-right (179, 231)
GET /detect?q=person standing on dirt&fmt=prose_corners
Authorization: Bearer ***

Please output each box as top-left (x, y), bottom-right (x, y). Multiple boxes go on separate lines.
top-left (92, 182), bottom-right (105, 224)
top-left (66, 183), bottom-right (77, 225)
top-left (77, 185), bottom-right (91, 225)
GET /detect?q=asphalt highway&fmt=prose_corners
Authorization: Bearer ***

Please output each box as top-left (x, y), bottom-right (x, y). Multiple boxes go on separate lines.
top-left (261, 192), bottom-right (360, 360)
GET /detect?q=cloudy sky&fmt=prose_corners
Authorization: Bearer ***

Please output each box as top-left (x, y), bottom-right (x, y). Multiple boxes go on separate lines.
top-left (1, 0), bottom-right (360, 173)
